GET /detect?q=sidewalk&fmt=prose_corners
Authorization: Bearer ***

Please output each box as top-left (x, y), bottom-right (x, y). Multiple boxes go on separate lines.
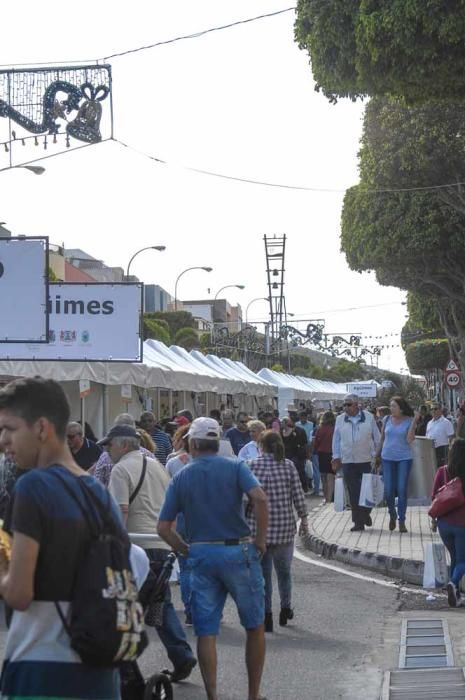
top-left (302, 501), bottom-right (442, 585)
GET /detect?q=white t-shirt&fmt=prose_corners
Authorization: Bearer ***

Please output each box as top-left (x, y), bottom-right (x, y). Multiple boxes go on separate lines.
top-left (426, 416), bottom-right (455, 447)
top-left (238, 441), bottom-right (260, 462)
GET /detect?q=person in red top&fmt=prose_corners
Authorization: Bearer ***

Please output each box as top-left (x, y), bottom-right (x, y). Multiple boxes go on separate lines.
top-left (433, 438), bottom-right (465, 607)
top-left (314, 411), bottom-right (336, 503)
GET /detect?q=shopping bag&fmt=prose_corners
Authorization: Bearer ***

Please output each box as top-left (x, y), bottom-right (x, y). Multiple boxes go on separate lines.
top-left (423, 542), bottom-right (448, 589)
top-left (305, 459), bottom-right (313, 480)
top-left (359, 473), bottom-right (384, 508)
top-left (334, 477), bottom-right (344, 513)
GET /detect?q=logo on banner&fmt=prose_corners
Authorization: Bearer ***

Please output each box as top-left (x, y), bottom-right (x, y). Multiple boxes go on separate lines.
top-left (81, 330), bottom-right (90, 343)
top-left (60, 330), bottom-right (77, 343)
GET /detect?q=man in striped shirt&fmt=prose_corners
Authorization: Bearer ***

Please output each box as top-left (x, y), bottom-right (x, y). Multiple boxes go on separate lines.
top-left (139, 411), bottom-right (173, 466)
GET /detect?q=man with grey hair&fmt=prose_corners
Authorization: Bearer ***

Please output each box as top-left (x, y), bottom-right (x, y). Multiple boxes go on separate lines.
top-left (66, 420), bottom-right (102, 470)
top-left (100, 424), bottom-right (197, 683)
top-left (158, 417), bottom-right (268, 700)
top-left (332, 394), bottom-right (381, 532)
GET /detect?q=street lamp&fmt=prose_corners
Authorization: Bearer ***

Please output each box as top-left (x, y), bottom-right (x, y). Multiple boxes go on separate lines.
top-left (126, 245), bottom-right (166, 279)
top-left (245, 297), bottom-right (269, 326)
top-left (213, 284), bottom-right (245, 300)
top-left (174, 266), bottom-right (213, 311)
top-left (0, 164), bottom-right (45, 175)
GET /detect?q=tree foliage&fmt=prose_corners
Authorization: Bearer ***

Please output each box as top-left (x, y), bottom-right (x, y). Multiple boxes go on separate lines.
top-left (405, 339), bottom-right (451, 374)
top-left (174, 327), bottom-right (200, 351)
top-left (143, 318), bottom-right (171, 345)
top-left (151, 311), bottom-right (196, 338)
top-left (341, 97), bottom-right (465, 372)
top-left (295, 0), bottom-right (465, 102)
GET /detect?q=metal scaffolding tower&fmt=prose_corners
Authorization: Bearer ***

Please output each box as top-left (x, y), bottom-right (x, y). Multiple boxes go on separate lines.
top-left (264, 234), bottom-right (287, 361)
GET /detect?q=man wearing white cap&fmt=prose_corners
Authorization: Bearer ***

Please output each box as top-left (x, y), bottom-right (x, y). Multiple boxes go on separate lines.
top-left (158, 417), bottom-right (269, 700)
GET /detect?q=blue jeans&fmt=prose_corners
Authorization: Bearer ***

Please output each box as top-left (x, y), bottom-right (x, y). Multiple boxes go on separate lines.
top-left (145, 549), bottom-right (195, 668)
top-left (382, 459), bottom-right (412, 522)
top-left (261, 542), bottom-right (294, 613)
top-left (187, 543), bottom-right (264, 636)
top-left (437, 520), bottom-right (465, 587)
top-left (312, 453), bottom-right (321, 494)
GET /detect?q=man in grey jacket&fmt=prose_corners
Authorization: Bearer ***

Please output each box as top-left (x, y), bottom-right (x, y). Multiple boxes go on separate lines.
top-left (332, 394), bottom-right (380, 532)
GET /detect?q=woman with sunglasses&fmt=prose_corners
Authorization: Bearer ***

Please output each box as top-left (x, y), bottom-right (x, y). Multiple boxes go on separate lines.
top-left (376, 396), bottom-right (418, 533)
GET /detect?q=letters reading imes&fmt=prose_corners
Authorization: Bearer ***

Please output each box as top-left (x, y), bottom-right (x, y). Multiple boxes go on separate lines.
top-left (47, 295), bottom-right (114, 315)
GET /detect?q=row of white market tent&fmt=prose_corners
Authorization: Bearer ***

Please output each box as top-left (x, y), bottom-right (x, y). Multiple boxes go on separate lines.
top-left (0, 340), bottom-right (357, 437)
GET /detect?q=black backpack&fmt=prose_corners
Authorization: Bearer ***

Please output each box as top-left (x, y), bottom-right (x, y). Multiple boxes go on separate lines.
top-left (54, 472), bottom-right (148, 667)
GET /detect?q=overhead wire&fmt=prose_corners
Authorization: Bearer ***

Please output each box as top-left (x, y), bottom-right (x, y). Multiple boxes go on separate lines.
top-left (102, 7), bottom-right (297, 60)
top-left (111, 138), bottom-right (465, 195)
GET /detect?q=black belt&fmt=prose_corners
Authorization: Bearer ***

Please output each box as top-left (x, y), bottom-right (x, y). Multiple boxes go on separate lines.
top-left (191, 537), bottom-right (252, 546)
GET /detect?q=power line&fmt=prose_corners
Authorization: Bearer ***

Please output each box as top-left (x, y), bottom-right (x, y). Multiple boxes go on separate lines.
top-left (112, 138), bottom-right (465, 195)
top-left (103, 7), bottom-right (296, 61)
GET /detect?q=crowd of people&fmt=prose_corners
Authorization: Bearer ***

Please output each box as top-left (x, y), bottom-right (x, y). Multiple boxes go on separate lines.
top-left (2, 376), bottom-right (465, 698)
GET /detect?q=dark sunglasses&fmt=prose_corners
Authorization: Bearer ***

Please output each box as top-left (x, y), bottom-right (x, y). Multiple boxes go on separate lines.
top-left (67, 433), bottom-right (80, 439)
top-left (343, 402), bottom-right (353, 407)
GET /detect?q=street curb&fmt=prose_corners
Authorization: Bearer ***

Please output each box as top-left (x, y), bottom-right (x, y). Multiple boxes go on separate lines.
top-left (300, 530), bottom-right (424, 585)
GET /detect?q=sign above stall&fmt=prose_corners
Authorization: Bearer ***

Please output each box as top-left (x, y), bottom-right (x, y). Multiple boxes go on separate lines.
top-left (346, 382), bottom-right (377, 398)
top-left (0, 282), bottom-right (143, 362)
top-left (0, 236), bottom-right (49, 343)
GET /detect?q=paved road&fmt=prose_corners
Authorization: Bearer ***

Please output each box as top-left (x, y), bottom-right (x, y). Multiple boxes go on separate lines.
top-left (138, 547), bottom-right (400, 700)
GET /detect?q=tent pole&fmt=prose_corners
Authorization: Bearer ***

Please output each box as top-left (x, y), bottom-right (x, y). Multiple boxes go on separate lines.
top-left (102, 384), bottom-right (108, 436)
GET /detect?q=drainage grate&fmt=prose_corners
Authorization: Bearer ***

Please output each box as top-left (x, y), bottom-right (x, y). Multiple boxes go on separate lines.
top-left (388, 668), bottom-right (465, 699)
top-left (399, 619), bottom-right (454, 669)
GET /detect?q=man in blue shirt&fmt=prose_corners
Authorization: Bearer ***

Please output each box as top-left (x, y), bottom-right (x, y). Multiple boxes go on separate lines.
top-left (158, 417), bottom-right (268, 700)
top-left (224, 411), bottom-right (252, 455)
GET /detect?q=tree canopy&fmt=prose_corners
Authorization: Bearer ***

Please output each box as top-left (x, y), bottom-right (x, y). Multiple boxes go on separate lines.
top-left (295, 0), bottom-right (465, 102)
top-left (405, 339), bottom-right (450, 374)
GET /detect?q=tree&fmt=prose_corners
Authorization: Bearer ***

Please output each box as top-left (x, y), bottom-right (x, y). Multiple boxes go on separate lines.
top-left (143, 318), bottom-right (171, 345)
top-left (341, 97), bottom-right (465, 373)
top-left (405, 339), bottom-right (451, 375)
top-left (174, 327), bottom-right (200, 351)
top-left (295, 1), bottom-right (465, 103)
top-left (151, 311), bottom-right (196, 338)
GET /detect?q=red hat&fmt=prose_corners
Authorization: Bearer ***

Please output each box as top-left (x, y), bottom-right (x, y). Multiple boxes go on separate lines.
top-left (174, 415), bottom-right (190, 427)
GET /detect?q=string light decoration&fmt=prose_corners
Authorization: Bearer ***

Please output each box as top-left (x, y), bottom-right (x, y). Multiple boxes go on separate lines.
top-left (279, 321), bottom-right (382, 361)
top-left (0, 65), bottom-right (112, 168)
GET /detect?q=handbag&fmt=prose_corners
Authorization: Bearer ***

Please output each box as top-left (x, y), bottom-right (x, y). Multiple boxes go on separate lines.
top-left (428, 477), bottom-right (465, 518)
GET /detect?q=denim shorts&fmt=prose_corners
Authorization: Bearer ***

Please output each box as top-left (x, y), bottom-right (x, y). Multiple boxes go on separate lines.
top-left (186, 542), bottom-right (264, 636)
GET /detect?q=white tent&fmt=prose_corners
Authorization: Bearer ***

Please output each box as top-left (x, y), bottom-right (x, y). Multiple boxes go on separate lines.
top-left (257, 368), bottom-right (346, 415)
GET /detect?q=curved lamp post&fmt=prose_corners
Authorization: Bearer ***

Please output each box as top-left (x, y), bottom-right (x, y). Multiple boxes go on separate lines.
top-left (174, 266), bottom-right (213, 311)
top-left (245, 296), bottom-right (269, 326)
top-left (126, 245), bottom-right (166, 279)
top-left (213, 284), bottom-right (245, 300)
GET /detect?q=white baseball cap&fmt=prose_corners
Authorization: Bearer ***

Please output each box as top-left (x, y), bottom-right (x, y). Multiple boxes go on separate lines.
top-left (186, 417), bottom-right (221, 440)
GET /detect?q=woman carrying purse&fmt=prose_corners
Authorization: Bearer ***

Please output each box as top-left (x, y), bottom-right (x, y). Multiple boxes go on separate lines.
top-left (432, 438), bottom-right (465, 607)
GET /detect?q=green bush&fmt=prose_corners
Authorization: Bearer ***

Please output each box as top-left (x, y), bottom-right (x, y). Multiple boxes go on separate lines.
top-left (174, 327), bottom-right (200, 351)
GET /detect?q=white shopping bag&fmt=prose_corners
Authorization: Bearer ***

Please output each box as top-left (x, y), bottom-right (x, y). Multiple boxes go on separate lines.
top-left (305, 459), bottom-right (313, 480)
top-left (334, 477), bottom-right (345, 513)
top-left (359, 473), bottom-right (384, 508)
top-left (423, 542), bottom-right (448, 589)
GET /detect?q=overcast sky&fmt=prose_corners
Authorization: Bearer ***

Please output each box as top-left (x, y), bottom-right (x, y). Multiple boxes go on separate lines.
top-left (0, 1), bottom-right (407, 371)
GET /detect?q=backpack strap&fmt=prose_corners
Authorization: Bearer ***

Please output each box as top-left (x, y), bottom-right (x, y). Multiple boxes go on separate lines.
top-left (129, 456), bottom-right (147, 505)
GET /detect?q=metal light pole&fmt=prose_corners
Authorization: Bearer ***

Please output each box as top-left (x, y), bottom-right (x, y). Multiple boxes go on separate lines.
top-left (211, 284), bottom-right (245, 345)
top-left (126, 245), bottom-right (166, 279)
top-left (245, 297), bottom-right (269, 326)
top-left (174, 266), bottom-right (213, 311)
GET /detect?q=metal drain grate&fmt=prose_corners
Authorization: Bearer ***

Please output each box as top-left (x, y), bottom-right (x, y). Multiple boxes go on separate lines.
top-left (388, 668), bottom-right (465, 699)
top-left (399, 619), bottom-right (454, 669)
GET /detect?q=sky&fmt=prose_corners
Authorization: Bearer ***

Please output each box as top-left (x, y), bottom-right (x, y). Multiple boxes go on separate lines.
top-left (0, 1), bottom-right (407, 372)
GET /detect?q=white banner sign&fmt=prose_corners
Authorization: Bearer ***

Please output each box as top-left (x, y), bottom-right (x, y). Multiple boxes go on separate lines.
top-left (347, 382), bottom-right (377, 398)
top-left (0, 237), bottom-right (48, 342)
top-left (0, 283), bottom-right (142, 362)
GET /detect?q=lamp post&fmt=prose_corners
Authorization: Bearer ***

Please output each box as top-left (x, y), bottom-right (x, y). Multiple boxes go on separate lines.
top-left (211, 284), bottom-right (245, 344)
top-left (0, 164), bottom-right (45, 175)
top-left (245, 297), bottom-right (269, 326)
top-left (126, 245), bottom-right (166, 279)
top-left (174, 266), bottom-right (213, 311)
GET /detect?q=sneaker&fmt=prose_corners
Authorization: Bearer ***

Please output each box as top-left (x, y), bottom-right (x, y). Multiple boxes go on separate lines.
top-left (185, 613), bottom-right (193, 626)
top-left (264, 612), bottom-right (273, 633)
top-left (350, 525), bottom-right (365, 532)
top-left (447, 581), bottom-right (459, 608)
top-left (169, 657), bottom-right (197, 683)
top-left (279, 607), bottom-right (294, 627)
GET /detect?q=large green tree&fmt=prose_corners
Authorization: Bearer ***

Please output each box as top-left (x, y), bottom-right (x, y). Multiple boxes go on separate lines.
top-left (295, 0), bottom-right (465, 102)
top-left (341, 97), bottom-right (465, 371)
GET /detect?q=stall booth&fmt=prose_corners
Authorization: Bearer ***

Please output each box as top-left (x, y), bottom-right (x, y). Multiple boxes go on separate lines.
top-left (257, 368), bottom-right (346, 415)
